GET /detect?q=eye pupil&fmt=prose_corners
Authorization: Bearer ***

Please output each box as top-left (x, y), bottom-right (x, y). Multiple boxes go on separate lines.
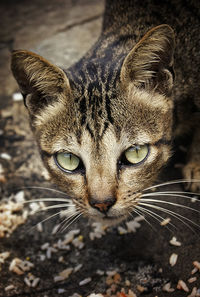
top-left (55, 152), bottom-right (81, 172)
top-left (123, 144), bottom-right (149, 165)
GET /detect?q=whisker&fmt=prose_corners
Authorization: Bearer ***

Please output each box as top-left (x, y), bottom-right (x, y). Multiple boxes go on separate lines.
top-left (142, 192), bottom-right (200, 202)
top-left (28, 208), bottom-right (75, 233)
top-left (56, 210), bottom-right (81, 233)
top-left (143, 179), bottom-right (200, 192)
top-left (59, 211), bottom-right (83, 234)
top-left (31, 203), bottom-right (74, 215)
top-left (22, 198), bottom-right (72, 204)
top-left (127, 208), bottom-right (146, 227)
top-left (128, 208), bottom-right (143, 221)
top-left (51, 210), bottom-right (82, 235)
top-left (62, 212), bottom-right (83, 233)
top-left (139, 202), bottom-right (200, 233)
top-left (132, 207), bottom-right (156, 231)
top-left (136, 205), bottom-right (165, 225)
top-left (136, 205), bottom-right (176, 232)
top-left (150, 190), bottom-right (200, 197)
top-left (140, 198), bottom-right (200, 214)
top-left (18, 186), bottom-right (68, 196)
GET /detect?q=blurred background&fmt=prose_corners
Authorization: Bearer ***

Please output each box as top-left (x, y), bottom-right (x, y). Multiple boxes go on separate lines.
top-left (0, 0), bottom-right (104, 107)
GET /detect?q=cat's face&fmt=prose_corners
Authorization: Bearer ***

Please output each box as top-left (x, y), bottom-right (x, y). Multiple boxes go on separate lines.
top-left (36, 86), bottom-right (173, 224)
top-left (11, 25), bottom-right (175, 224)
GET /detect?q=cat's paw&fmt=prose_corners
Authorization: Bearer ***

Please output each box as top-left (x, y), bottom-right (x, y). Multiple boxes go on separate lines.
top-left (182, 161), bottom-right (200, 192)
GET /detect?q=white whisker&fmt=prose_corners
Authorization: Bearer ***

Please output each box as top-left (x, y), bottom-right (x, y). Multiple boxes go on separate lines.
top-left (23, 198), bottom-right (72, 204)
top-left (143, 179), bottom-right (200, 192)
top-left (142, 192), bottom-right (200, 202)
top-left (52, 210), bottom-right (81, 234)
top-left (136, 205), bottom-right (176, 232)
top-left (62, 212), bottom-right (83, 233)
top-left (127, 208), bottom-right (149, 229)
top-left (29, 208), bottom-right (76, 232)
top-left (57, 210), bottom-right (81, 233)
top-left (19, 186), bottom-right (68, 196)
top-left (32, 203), bottom-right (74, 214)
top-left (59, 211), bottom-right (83, 233)
top-left (139, 202), bottom-right (200, 233)
top-left (150, 190), bottom-right (200, 196)
top-left (132, 207), bottom-right (156, 231)
top-left (140, 198), bottom-right (200, 214)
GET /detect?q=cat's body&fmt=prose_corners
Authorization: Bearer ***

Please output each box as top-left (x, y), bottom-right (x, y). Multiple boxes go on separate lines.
top-left (11, 0), bottom-right (200, 224)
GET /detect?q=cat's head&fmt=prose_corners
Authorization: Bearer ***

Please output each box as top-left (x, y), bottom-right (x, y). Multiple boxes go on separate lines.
top-left (11, 25), bottom-right (175, 225)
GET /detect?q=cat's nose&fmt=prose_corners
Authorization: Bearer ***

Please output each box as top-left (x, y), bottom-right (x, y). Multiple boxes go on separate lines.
top-left (89, 197), bottom-right (116, 214)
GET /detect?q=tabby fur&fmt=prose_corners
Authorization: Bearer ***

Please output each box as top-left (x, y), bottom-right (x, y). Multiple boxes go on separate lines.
top-left (11, 0), bottom-right (200, 224)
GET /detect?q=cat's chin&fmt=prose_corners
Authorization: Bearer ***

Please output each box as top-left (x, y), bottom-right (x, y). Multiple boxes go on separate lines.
top-left (90, 214), bottom-right (127, 226)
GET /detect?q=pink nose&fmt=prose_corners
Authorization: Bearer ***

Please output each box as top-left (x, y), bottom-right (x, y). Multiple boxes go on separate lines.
top-left (89, 197), bottom-right (116, 214)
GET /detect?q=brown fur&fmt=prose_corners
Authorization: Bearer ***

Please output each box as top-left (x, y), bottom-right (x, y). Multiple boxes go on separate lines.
top-left (11, 1), bottom-right (200, 223)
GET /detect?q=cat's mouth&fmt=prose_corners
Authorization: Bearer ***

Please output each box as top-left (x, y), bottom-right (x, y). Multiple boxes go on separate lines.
top-left (90, 213), bottom-right (128, 225)
top-left (87, 194), bottom-right (141, 225)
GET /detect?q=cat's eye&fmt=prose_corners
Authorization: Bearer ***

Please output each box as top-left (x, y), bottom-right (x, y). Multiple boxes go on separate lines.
top-left (55, 152), bottom-right (82, 172)
top-left (123, 144), bottom-right (149, 165)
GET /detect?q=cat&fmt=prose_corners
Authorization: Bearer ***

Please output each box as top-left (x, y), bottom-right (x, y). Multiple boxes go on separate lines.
top-left (11, 0), bottom-right (200, 225)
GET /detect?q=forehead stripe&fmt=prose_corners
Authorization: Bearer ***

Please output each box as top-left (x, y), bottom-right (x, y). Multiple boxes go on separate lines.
top-left (154, 138), bottom-right (171, 146)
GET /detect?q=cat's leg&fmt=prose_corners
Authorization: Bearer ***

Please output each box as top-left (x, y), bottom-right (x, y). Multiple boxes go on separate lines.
top-left (183, 123), bottom-right (200, 192)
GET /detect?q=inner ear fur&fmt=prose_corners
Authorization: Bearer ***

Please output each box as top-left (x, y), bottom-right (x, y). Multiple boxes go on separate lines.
top-left (11, 50), bottom-right (70, 113)
top-left (120, 24), bottom-right (175, 96)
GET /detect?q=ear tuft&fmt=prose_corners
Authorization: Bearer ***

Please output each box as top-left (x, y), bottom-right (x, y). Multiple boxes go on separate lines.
top-left (120, 24), bottom-right (175, 96)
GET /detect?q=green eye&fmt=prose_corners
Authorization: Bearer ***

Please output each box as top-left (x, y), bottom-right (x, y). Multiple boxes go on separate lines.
top-left (124, 145), bottom-right (149, 165)
top-left (55, 152), bottom-right (80, 172)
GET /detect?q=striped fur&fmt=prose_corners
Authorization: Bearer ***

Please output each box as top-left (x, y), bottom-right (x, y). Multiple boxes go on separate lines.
top-left (11, 0), bottom-right (200, 222)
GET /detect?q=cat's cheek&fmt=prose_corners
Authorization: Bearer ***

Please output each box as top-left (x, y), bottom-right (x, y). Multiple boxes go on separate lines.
top-left (117, 146), bottom-right (171, 192)
top-left (44, 157), bottom-right (87, 198)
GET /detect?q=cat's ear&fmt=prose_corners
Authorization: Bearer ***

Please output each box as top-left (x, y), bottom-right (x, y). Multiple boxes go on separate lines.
top-left (11, 50), bottom-right (70, 114)
top-left (120, 24), bottom-right (175, 96)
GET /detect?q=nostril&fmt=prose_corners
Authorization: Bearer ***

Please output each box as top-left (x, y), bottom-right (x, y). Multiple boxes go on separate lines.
top-left (89, 197), bottom-right (116, 214)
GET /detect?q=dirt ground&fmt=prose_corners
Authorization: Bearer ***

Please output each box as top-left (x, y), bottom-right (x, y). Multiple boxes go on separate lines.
top-left (0, 1), bottom-right (199, 297)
